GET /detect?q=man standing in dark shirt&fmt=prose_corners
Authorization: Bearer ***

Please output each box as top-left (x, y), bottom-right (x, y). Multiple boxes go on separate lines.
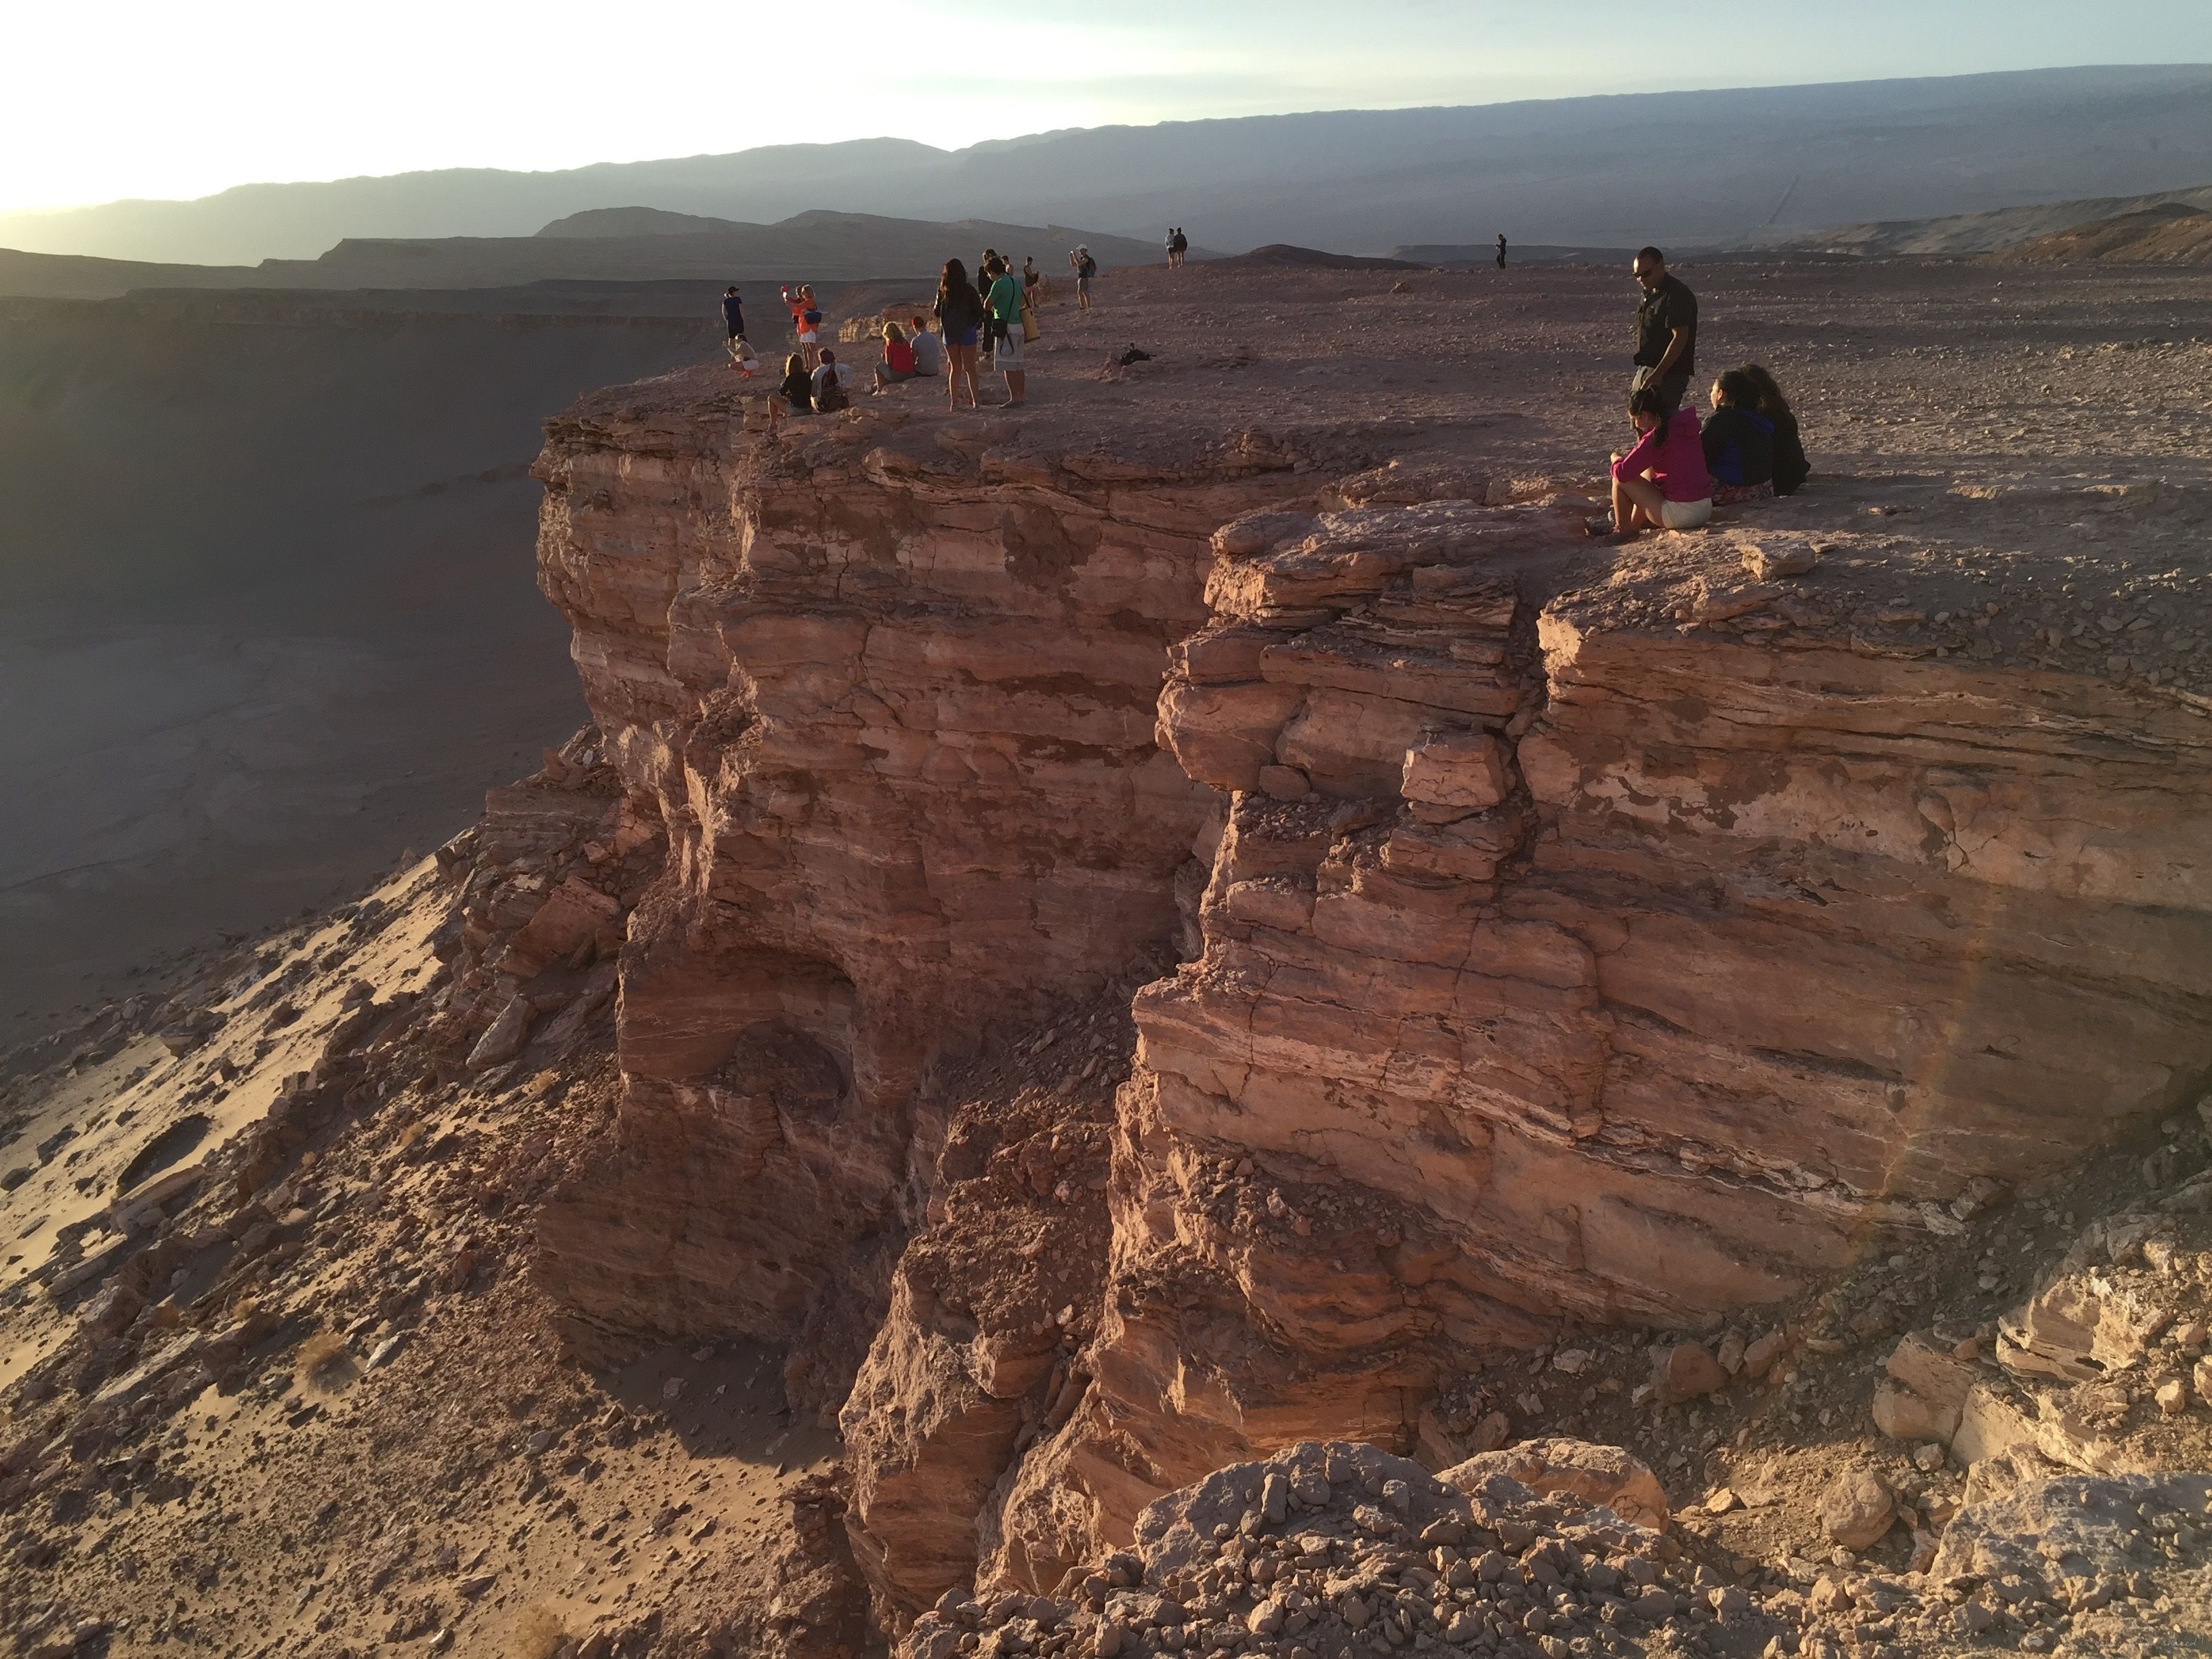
top-left (720, 285), bottom-right (745, 354)
top-left (1631, 247), bottom-right (1696, 411)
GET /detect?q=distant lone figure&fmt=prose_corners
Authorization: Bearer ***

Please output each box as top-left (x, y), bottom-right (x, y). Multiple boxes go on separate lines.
top-left (1069, 246), bottom-right (1097, 310)
top-left (1629, 247), bottom-right (1696, 412)
top-left (1740, 364), bottom-right (1809, 496)
top-left (1600, 382), bottom-right (1713, 540)
top-left (1496, 234), bottom-right (1507, 270)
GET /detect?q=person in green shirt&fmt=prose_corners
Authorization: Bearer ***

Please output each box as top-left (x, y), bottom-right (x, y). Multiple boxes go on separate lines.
top-left (983, 256), bottom-right (1027, 407)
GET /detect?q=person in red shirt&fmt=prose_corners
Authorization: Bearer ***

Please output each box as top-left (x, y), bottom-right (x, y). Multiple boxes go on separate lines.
top-left (1600, 383), bottom-right (1713, 540)
top-left (872, 321), bottom-right (918, 391)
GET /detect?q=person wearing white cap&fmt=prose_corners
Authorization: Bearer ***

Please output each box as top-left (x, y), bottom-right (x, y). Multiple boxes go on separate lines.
top-left (1068, 245), bottom-right (1097, 311)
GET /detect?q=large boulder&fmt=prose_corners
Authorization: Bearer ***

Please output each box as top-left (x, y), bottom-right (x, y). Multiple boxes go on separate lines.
top-left (1439, 1437), bottom-right (1671, 1529)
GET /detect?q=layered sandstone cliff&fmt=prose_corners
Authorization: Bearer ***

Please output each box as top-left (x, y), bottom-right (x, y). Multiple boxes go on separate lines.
top-left (1010, 503), bottom-right (2212, 1575)
top-left (518, 365), bottom-right (2212, 1624)
top-left (526, 380), bottom-right (1311, 1410)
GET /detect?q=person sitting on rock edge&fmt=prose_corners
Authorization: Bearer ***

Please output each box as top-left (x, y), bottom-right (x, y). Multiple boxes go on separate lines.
top-left (873, 321), bottom-right (918, 392)
top-left (906, 314), bottom-right (941, 380)
top-left (811, 348), bottom-right (852, 413)
top-left (778, 353), bottom-right (812, 415)
top-left (1600, 382), bottom-right (1713, 540)
top-left (1702, 367), bottom-right (1777, 506)
top-left (1740, 363), bottom-right (1809, 496)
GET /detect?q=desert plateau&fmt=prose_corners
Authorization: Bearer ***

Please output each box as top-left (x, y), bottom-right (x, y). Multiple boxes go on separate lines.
top-left (6, 233), bottom-right (2212, 1659)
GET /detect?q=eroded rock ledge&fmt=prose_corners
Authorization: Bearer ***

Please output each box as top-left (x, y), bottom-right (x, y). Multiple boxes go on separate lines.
top-left (520, 373), bottom-right (2212, 1621)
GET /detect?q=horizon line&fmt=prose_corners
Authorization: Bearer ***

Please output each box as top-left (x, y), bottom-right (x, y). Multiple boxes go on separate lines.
top-left (3, 58), bottom-right (2205, 219)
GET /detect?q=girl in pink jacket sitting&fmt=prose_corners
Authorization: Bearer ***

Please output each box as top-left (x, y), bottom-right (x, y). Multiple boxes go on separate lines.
top-left (1600, 384), bottom-right (1714, 540)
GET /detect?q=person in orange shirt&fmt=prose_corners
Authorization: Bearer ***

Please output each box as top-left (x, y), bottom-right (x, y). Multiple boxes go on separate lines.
top-left (785, 285), bottom-right (823, 368)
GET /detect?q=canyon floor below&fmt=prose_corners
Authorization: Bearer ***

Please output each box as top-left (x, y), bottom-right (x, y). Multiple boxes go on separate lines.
top-left (6, 255), bottom-right (2212, 1659)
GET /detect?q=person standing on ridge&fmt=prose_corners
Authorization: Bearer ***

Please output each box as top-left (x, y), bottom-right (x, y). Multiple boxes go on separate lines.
top-left (721, 285), bottom-right (747, 364)
top-left (1069, 246), bottom-right (1097, 310)
top-left (1630, 247), bottom-right (1696, 412)
top-left (984, 255), bottom-right (1027, 406)
top-left (1496, 234), bottom-right (1507, 270)
top-left (934, 258), bottom-right (985, 409)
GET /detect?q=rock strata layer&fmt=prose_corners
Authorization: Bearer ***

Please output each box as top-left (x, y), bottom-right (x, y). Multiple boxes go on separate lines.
top-left (520, 380), bottom-right (2212, 1614)
top-left (526, 390), bottom-right (1303, 1405)
top-left (1012, 501), bottom-right (2212, 1564)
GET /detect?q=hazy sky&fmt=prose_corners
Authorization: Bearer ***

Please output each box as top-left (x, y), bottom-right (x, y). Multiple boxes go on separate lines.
top-left (10, 0), bottom-right (2212, 212)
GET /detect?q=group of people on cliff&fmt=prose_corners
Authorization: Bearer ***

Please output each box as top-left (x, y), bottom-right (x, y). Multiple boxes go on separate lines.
top-left (1595, 247), bottom-right (1809, 541)
top-left (733, 239), bottom-right (1086, 415)
top-left (723, 241), bottom-right (1815, 514)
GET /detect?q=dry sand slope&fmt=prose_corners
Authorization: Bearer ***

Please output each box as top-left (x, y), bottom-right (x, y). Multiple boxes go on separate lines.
top-left (0, 291), bottom-right (728, 1041)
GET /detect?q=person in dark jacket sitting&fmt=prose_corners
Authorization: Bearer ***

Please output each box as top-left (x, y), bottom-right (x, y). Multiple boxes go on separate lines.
top-left (1702, 368), bottom-right (1776, 506)
top-left (778, 353), bottom-right (813, 415)
top-left (1740, 363), bottom-right (1809, 496)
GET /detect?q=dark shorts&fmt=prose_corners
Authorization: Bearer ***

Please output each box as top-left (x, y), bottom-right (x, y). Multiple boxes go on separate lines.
top-left (945, 325), bottom-right (979, 347)
top-left (1631, 367), bottom-right (1691, 411)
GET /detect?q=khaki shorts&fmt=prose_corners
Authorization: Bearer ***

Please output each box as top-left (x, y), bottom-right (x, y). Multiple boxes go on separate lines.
top-left (1658, 496), bottom-right (1713, 531)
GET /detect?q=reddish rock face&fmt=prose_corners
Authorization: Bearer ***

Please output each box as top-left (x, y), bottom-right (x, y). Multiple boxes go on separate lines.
top-left (522, 375), bottom-right (2212, 1619)
top-left (1012, 501), bottom-right (2212, 1571)
top-left (526, 388), bottom-right (1300, 1402)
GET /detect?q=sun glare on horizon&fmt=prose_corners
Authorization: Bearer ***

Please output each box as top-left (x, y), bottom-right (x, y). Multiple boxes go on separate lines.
top-left (6, 0), bottom-right (2212, 216)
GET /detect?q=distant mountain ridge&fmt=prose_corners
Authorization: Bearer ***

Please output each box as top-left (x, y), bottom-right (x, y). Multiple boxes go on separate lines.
top-left (6, 65), bottom-right (2211, 266)
top-left (0, 212), bottom-right (1169, 299)
top-left (1766, 182), bottom-right (2212, 257)
top-left (536, 207), bottom-right (739, 239)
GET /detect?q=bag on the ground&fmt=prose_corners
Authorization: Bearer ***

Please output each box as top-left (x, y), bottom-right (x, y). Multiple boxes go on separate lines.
top-left (815, 373), bottom-right (848, 413)
top-left (1117, 344), bottom-right (1151, 367)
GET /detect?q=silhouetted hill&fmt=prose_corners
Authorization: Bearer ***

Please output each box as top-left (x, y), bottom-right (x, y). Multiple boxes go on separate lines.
top-left (0, 247), bottom-right (258, 299)
top-left (252, 213), bottom-right (1168, 289)
top-left (537, 207), bottom-right (739, 238)
top-left (7, 66), bottom-right (2211, 264)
